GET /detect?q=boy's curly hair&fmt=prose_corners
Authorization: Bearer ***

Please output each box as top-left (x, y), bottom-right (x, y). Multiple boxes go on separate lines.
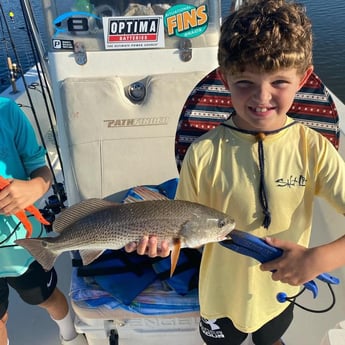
top-left (218, 0), bottom-right (313, 75)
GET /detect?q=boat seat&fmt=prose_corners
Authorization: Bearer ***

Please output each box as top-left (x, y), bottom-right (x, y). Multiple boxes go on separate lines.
top-left (58, 70), bottom-right (207, 204)
top-left (175, 68), bottom-right (340, 171)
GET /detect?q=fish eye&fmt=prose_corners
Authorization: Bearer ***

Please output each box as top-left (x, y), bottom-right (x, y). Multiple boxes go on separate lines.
top-left (218, 219), bottom-right (227, 228)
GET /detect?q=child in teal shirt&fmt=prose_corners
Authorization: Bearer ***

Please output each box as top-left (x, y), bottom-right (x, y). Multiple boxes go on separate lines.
top-left (0, 97), bottom-right (87, 345)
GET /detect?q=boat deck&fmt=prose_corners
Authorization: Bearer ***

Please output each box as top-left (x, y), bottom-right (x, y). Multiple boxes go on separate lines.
top-left (7, 253), bottom-right (72, 345)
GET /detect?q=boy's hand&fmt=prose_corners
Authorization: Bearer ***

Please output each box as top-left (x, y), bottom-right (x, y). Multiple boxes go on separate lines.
top-left (260, 237), bottom-right (319, 286)
top-left (125, 236), bottom-right (171, 258)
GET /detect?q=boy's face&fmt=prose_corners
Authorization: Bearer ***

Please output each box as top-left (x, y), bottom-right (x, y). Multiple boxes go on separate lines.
top-left (221, 66), bottom-right (313, 132)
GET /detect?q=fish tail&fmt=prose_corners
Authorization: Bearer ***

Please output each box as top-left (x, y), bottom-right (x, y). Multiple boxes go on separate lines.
top-left (15, 238), bottom-right (58, 271)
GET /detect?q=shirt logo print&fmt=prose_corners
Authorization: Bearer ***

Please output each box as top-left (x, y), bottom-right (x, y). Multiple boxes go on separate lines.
top-left (275, 175), bottom-right (307, 188)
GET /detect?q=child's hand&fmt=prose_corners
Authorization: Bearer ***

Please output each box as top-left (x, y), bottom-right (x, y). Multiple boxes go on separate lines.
top-left (259, 237), bottom-right (319, 286)
top-left (0, 167), bottom-right (52, 216)
top-left (125, 236), bottom-right (171, 258)
top-left (0, 179), bottom-right (40, 215)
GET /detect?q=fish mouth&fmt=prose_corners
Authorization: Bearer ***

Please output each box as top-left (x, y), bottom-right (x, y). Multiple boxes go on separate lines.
top-left (225, 231), bottom-right (233, 240)
top-left (218, 231), bottom-right (234, 242)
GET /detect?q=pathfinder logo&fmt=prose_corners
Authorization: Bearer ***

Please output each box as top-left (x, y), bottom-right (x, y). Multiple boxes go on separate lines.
top-left (103, 15), bottom-right (165, 49)
top-left (104, 117), bottom-right (169, 128)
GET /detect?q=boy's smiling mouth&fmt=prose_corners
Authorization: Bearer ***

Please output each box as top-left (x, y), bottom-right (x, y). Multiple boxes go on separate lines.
top-left (249, 106), bottom-right (276, 114)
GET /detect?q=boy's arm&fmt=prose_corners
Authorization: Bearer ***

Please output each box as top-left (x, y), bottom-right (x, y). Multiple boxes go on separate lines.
top-left (306, 234), bottom-right (345, 274)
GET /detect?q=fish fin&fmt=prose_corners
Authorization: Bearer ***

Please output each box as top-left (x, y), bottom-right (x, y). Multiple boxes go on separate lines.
top-left (15, 238), bottom-right (57, 271)
top-left (79, 249), bottom-right (106, 266)
top-left (54, 198), bottom-right (116, 233)
top-left (170, 240), bottom-right (181, 277)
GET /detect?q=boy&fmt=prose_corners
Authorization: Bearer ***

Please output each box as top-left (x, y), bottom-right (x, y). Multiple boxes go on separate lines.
top-left (0, 97), bottom-right (87, 345)
top-left (127, 1), bottom-right (345, 344)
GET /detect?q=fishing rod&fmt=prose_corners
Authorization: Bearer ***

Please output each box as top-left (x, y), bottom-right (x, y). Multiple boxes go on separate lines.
top-left (19, 0), bottom-right (65, 175)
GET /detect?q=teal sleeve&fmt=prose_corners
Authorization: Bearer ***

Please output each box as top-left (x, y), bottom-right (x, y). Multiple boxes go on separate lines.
top-left (2, 98), bottom-right (47, 177)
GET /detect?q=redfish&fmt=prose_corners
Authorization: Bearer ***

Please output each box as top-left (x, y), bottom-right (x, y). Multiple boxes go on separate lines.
top-left (16, 199), bottom-right (235, 275)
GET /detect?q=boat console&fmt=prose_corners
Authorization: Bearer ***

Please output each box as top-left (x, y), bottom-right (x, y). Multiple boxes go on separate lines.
top-left (39, 0), bottom-right (222, 205)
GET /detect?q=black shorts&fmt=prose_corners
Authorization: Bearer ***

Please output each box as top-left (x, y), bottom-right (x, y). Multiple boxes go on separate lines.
top-left (200, 302), bottom-right (294, 345)
top-left (0, 261), bottom-right (57, 319)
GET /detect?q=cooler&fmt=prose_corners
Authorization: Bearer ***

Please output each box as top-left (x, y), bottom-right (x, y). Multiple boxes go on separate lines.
top-left (70, 261), bottom-right (202, 345)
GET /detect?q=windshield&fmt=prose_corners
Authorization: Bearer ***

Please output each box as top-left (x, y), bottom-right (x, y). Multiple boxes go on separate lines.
top-left (41, 0), bottom-right (221, 51)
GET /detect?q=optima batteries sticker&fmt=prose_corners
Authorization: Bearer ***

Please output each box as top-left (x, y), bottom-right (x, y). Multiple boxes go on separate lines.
top-left (164, 4), bottom-right (208, 38)
top-left (103, 15), bottom-right (165, 50)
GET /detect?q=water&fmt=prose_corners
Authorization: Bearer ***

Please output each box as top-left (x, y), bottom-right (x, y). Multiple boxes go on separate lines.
top-left (0, 0), bottom-right (45, 90)
top-left (302, 0), bottom-right (345, 103)
top-left (0, 0), bottom-right (344, 102)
